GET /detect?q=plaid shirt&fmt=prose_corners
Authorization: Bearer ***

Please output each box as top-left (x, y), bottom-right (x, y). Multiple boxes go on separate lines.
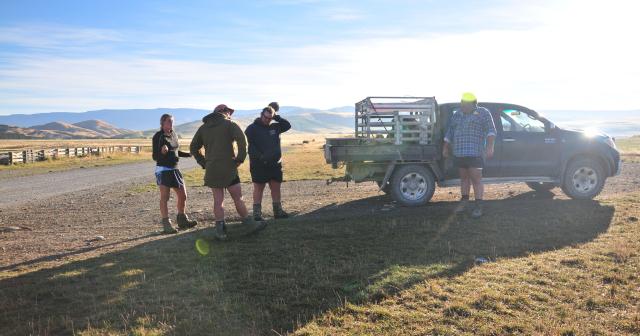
top-left (444, 107), bottom-right (496, 157)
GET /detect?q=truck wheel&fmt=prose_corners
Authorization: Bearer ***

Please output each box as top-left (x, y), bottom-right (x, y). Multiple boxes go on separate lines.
top-left (526, 182), bottom-right (557, 192)
top-left (389, 164), bottom-right (436, 207)
top-left (561, 157), bottom-right (605, 200)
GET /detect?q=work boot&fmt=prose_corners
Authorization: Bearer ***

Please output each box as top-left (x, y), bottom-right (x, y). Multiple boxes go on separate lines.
top-left (161, 217), bottom-right (178, 234)
top-left (242, 216), bottom-right (267, 232)
top-left (176, 213), bottom-right (198, 230)
top-left (212, 220), bottom-right (227, 241)
top-left (471, 200), bottom-right (484, 218)
top-left (273, 202), bottom-right (290, 219)
top-left (253, 203), bottom-right (264, 221)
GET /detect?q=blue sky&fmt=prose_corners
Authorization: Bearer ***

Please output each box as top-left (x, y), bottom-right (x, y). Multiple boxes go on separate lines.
top-left (1, 0), bottom-right (639, 114)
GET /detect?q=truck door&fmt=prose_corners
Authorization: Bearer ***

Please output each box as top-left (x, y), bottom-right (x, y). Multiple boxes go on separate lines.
top-left (499, 108), bottom-right (560, 177)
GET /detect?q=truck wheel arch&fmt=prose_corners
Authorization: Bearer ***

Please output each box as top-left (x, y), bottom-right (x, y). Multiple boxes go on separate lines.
top-left (560, 152), bottom-right (611, 184)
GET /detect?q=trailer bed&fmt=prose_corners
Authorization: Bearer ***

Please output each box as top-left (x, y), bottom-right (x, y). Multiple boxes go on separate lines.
top-left (324, 137), bottom-right (440, 165)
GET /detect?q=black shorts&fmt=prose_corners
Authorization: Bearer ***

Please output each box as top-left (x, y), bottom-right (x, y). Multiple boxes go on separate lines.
top-left (250, 160), bottom-right (283, 183)
top-left (453, 156), bottom-right (484, 169)
top-left (227, 175), bottom-right (241, 187)
top-left (155, 169), bottom-right (185, 188)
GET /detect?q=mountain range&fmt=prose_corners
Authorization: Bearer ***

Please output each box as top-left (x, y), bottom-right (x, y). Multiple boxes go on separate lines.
top-left (0, 120), bottom-right (143, 139)
top-left (0, 106), bottom-right (355, 139)
top-left (0, 106), bottom-right (638, 139)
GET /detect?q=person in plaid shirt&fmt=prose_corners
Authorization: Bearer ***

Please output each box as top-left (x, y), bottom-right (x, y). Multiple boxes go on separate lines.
top-left (443, 92), bottom-right (496, 218)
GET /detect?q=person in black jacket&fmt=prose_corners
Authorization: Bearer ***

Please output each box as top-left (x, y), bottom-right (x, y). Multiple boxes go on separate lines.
top-left (244, 102), bottom-right (292, 220)
top-left (153, 114), bottom-right (198, 234)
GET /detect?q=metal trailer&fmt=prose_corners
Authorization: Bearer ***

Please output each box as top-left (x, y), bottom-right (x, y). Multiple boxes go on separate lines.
top-left (324, 97), bottom-right (445, 206)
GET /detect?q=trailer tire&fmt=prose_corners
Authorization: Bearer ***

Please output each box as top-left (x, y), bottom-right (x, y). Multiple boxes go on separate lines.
top-left (389, 164), bottom-right (435, 207)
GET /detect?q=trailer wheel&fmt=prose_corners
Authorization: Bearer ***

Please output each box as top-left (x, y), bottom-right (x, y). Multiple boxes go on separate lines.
top-left (389, 164), bottom-right (435, 207)
top-left (561, 157), bottom-right (605, 200)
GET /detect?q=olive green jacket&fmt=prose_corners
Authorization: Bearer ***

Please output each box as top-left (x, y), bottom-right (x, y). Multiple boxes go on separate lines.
top-left (190, 112), bottom-right (247, 188)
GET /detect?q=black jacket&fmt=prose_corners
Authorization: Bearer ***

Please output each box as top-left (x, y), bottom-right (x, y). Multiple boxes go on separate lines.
top-left (244, 115), bottom-right (291, 164)
top-left (152, 130), bottom-right (191, 168)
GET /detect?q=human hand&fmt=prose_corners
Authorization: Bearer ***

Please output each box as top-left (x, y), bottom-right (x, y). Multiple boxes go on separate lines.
top-left (486, 146), bottom-right (494, 159)
top-left (442, 143), bottom-right (449, 158)
top-left (161, 145), bottom-right (168, 155)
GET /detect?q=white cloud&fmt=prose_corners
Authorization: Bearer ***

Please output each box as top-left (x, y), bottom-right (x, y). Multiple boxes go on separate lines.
top-left (1, 0), bottom-right (639, 114)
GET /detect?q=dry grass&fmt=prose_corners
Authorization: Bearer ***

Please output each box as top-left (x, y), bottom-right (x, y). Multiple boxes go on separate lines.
top-left (0, 152), bottom-right (151, 178)
top-left (128, 143), bottom-right (345, 193)
top-left (184, 143), bottom-right (344, 185)
top-left (1, 190), bottom-right (639, 335)
top-left (617, 136), bottom-right (640, 163)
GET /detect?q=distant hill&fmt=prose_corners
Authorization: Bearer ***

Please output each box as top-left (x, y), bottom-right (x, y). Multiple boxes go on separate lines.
top-left (0, 108), bottom-right (211, 130)
top-left (152, 111), bottom-right (354, 138)
top-left (1, 105), bottom-right (637, 138)
top-left (0, 119), bottom-right (142, 139)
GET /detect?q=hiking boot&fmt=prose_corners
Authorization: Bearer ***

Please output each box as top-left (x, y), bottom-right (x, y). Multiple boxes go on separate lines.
top-left (273, 202), bottom-right (290, 219)
top-left (454, 200), bottom-right (469, 214)
top-left (212, 221), bottom-right (227, 241)
top-left (253, 203), bottom-right (264, 221)
top-left (161, 217), bottom-right (178, 234)
top-left (242, 216), bottom-right (267, 232)
top-left (176, 213), bottom-right (198, 230)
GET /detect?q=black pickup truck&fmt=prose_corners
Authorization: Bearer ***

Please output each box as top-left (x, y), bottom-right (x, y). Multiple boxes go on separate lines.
top-left (324, 97), bottom-right (622, 206)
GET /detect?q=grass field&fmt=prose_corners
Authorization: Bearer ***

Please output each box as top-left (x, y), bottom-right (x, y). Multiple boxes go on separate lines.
top-left (617, 136), bottom-right (640, 163)
top-left (1, 190), bottom-right (638, 335)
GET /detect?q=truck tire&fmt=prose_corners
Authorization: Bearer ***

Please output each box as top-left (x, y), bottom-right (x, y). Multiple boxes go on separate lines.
top-left (389, 164), bottom-right (436, 207)
top-left (526, 182), bottom-right (557, 192)
top-left (561, 157), bottom-right (605, 200)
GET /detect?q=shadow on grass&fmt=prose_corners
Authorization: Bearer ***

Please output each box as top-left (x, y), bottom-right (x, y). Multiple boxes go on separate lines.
top-left (0, 195), bottom-right (614, 335)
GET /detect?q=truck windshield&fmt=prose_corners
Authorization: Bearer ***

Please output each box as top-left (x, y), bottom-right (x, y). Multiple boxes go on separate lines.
top-left (502, 109), bottom-right (545, 132)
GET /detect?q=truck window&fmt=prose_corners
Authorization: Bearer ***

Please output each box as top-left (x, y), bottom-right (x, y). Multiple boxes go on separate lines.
top-left (502, 109), bottom-right (545, 133)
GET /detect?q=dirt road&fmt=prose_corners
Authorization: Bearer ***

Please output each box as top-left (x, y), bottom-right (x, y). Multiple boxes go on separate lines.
top-left (0, 162), bottom-right (638, 272)
top-left (0, 159), bottom-right (198, 208)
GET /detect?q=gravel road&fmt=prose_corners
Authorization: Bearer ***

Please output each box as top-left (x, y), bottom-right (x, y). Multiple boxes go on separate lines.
top-left (0, 159), bottom-right (198, 208)
top-left (0, 161), bottom-right (637, 270)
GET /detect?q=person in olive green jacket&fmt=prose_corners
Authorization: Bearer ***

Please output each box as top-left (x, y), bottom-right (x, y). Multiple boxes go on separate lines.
top-left (190, 104), bottom-right (266, 240)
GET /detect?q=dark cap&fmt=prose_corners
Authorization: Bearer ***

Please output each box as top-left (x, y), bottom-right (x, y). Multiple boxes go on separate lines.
top-left (214, 104), bottom-right (234, 114)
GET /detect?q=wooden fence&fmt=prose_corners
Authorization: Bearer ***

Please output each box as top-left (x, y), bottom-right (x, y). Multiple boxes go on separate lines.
top-left (0, 146), bottom-right (144, 165)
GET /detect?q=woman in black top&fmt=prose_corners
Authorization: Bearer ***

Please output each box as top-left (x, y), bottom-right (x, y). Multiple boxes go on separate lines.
top-left (152, 114), bottom-right (197, 234)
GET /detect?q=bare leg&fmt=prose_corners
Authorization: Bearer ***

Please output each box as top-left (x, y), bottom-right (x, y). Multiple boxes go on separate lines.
top-left (253, 182), bottom-right (266, 205)
top-left (159, 185), bottom-right (170, 218)
top-left (227, 183), bottom-right (249, 218)
top-left (212, 187), bottom-right (225, 221)
top-left (173, 186), bottom-right (187, 214)
top-left (459, 168), bottom-right (471, 197)
top-left (468, 168), bottom-right (484, 200)
top-left (268, 181), bottom-right (281, 203)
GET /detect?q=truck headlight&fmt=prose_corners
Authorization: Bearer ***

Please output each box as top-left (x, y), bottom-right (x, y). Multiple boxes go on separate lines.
top-left (603, 136), bottom-right (617, 149)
